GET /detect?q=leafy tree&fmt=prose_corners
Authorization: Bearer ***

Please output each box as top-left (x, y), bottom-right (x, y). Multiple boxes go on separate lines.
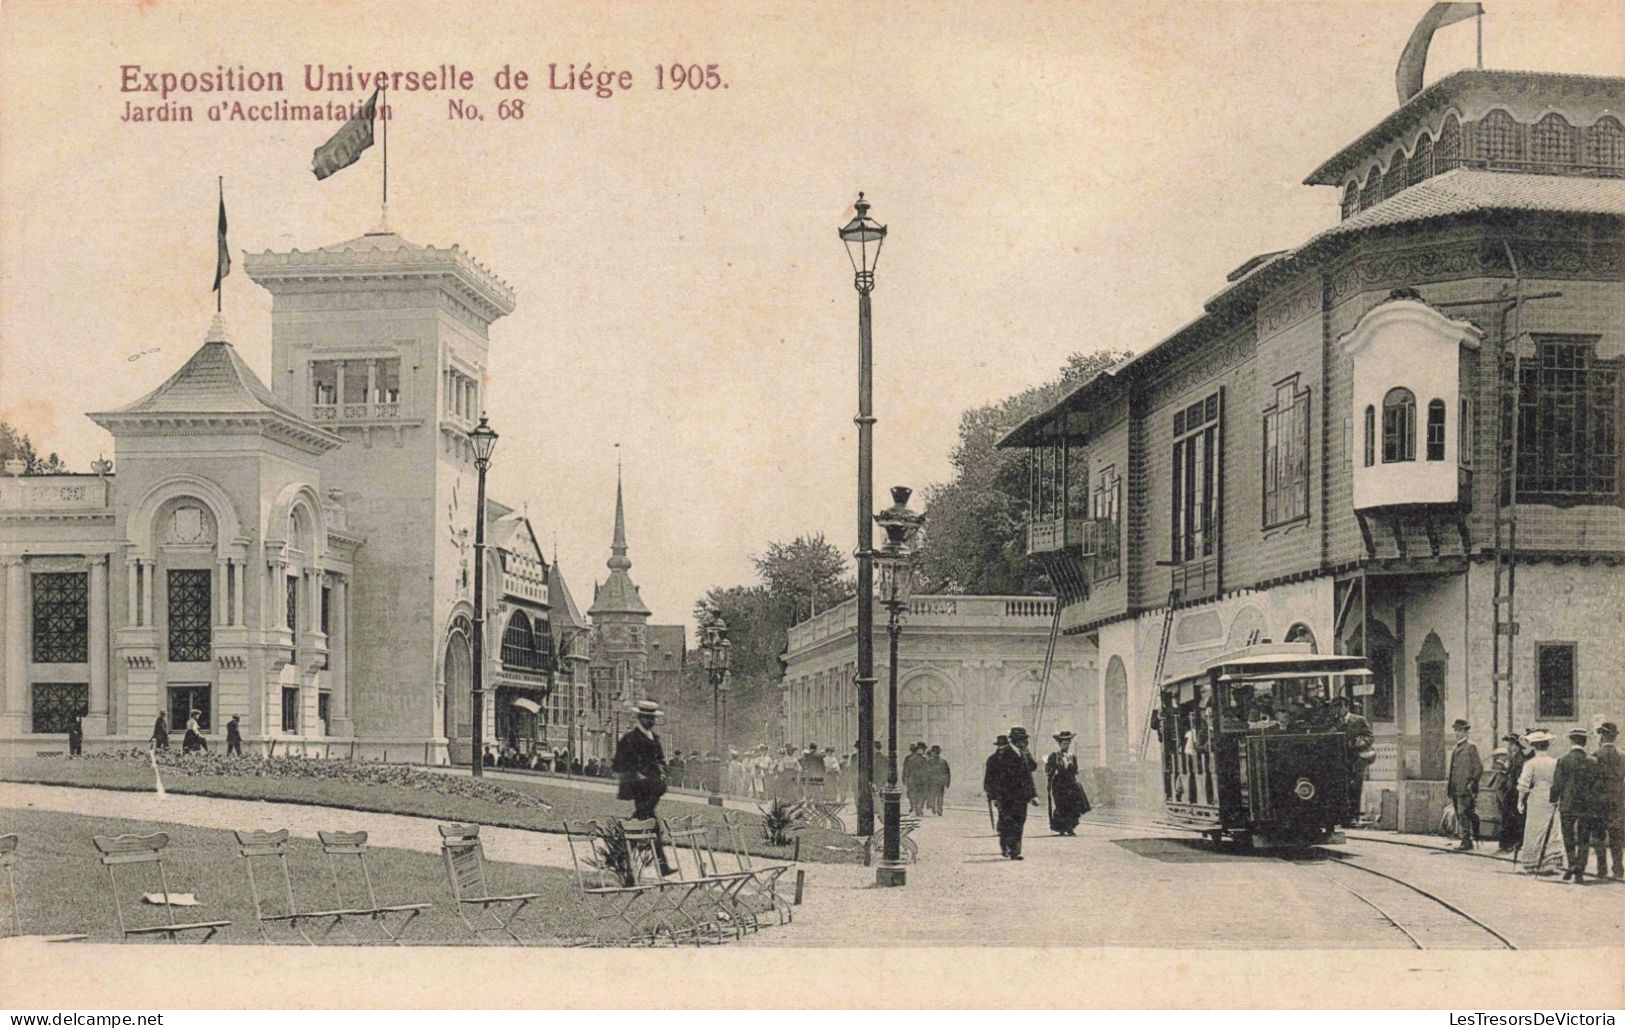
top-left (914, 349), bottom-right (1131, 594)
top-left (752, 533), bottom-right (852, 624)
top-left (0, 421), bottom-right (68, 474)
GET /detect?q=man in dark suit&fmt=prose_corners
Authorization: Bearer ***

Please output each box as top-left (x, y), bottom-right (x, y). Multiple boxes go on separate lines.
top-left (1445, 718), bottom-right (1483, 851)
top-left (612, 699), bottom-right (675, 875)
top-left (984, 726), bottom-right (1039, 860)
top-left (1593, 722), bottom-right (1623, 882)
top-left (1332, 697), bottom-right (1374, 826)
top-left (1550, 726), bottom-right (1600, 883)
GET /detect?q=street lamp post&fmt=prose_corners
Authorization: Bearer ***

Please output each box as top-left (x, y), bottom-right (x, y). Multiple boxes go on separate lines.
top-left (874, 485), bottom-right (924, 887)
top-left (468, 415), bottom-right (499, 778)
top-left (840, 192), bottom-right (886, 838)
top-left (702, 615), bottom-right (731, 806)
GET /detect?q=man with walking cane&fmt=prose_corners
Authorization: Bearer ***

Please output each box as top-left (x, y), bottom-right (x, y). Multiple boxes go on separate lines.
top-left (984, 727), bottom-right (1039, 860)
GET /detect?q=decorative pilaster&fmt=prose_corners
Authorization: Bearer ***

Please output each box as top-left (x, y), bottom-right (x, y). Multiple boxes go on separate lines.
top-left (329, 575), bottom-right (352, 736)
top-left (88, 556), bottom-right (109, 731)
top-left (3, 556), bottom-right (26, 727)
top-left (140, 560), bottom-right (154, 629)
top-left (216, 558), bottom-right (230, 626)
top-left (126, 558), bottom-right (139, 625)
top-left (232, 559), bottom-right (245, 626)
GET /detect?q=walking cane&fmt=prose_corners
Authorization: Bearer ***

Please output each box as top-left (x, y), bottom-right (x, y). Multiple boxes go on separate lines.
top-left (986, 796), bottom-right (996, 833)
top-left (1046, 773), bottom-right (1055, 834)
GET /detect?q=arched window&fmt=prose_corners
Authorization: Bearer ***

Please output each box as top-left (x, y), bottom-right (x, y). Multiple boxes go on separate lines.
top-left (1382, 149), bottom-right (1407, 199)
top-left (1284, 622), bottom-right (1318, 653)
top-left (1341, 181), bottom-right (1359, 220)
top-left (1360, 167), bottom-right (1384, 211)
top-left (501, 611), bottom-right (538, 669)
top-left (445, 619), bottom-right (473, 739)
top-left (898, 676), bottom-right (952, 749)
top-left (1426, 399), bottom-right (1447, 461)
top-left (1476, 109), bottom-right (1524, 168)
top-left (1436, 114), bottom-right (1462, 172)
top-left (1407, 134), bottom-right (1434, 186)
top-left (1530, 112), bottom-right (1576, 169)
top-left (1587, 116), bottom-right (1624, 172)
top-left (1363, 405), bottom-right (1376, 467)
top-left (1382, 388), bottom-right (1416, 463)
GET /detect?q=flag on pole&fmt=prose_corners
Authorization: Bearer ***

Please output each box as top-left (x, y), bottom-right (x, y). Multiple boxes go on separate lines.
top-left (212, 181), bottom-right (229, 294)
top-left (311, 88), bottom-right (379, 181)
top-left (1396, 2), bottom-right (1484, 104)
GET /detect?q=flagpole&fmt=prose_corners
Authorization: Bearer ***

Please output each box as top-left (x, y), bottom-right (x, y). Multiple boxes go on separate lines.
top-left (381, 84), bottom-right (388, 219)
top-left (1477, 8), bottom-right (1484, 69)
top-left (217, 176), bottom-right (223, 314)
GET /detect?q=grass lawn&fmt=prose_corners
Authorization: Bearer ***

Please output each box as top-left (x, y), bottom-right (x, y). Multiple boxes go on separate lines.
top-left (0, 756), bottom-right (868, 865)
top-left (0, 807), bottom-right (592, 944)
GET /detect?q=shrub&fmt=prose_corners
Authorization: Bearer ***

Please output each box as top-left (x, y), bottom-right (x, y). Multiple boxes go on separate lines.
top-left (757, 797), bottom-right (810, 847)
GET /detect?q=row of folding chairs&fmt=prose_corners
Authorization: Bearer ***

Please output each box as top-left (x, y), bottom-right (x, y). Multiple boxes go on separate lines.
top-left (561, 810), bottom-right (794, 947)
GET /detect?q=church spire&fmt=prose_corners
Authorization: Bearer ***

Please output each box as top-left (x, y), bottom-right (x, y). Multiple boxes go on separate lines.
top-left (608, 450), bottom-right (630, 572)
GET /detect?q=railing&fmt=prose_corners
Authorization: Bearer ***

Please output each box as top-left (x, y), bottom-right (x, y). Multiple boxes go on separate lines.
top-left (784, 593), bottom-right (1059, 652)
top-left (312, 402), bottom-right (403, 423)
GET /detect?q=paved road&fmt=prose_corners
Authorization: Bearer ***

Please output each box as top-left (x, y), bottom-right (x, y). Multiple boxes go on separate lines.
top-left (747, 804), bottom-right (1625, 948)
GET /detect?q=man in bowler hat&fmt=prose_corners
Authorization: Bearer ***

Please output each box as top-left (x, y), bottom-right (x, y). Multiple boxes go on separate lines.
top-left (1446, 718), bottom-right (1482, 851)
top-left (612, 699), bottom-right (676, 875)
top-left (984, 726), bottom-right (1039, 859)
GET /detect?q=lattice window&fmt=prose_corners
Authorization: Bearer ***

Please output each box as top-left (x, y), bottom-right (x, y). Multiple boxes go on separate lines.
top-left (1407, 134), bottom-right (1434, 186)
top-left (281, 686), bottom-right (300, 733)
top-left (1587, 116), bottom-right (1624, 172)
top-left (1359, 168), bottom-right (1383, 211)
top-left (1341, 182), bottom-right (1359, 220)
top-left (1382, 388), bottom-right (1416, 463)
top-left (1436, 115), bottom-right (1463, 172)
top-left (1529, 112), bottom-right (1576, 169)
top-left (502, 611), bottom-right (540, 670)
top-left (1426, 399), bottom-right (1447, 461)
top-left (1262, 377), bottom-right (1311, 527)
top-left (1382, 150), bottom-right (1407, 200)
top-left (1475, 109), bottom-right (1524, 167)
top-left (31, 572), bottom-right (87, 664)
top-left (1092, 464), bottom-right (1122, 581)
top-left (31, 682), bottom-right (87, 734)
top-left (1517, 336), bottom-right (1620, 503)
top-left (167, 569), bottom-right (211, 663)
top-left (286, 575), bottom-right (299, 634)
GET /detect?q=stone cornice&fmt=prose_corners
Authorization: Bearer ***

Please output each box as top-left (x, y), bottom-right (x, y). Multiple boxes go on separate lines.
top-left (85, 410), bottom-right (342, 455)
top-left (244, 244), bottom-right (516, 323)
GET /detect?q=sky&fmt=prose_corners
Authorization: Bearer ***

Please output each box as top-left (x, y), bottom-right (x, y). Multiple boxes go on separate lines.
top-left (2, 0), bottom-right (1621, 629)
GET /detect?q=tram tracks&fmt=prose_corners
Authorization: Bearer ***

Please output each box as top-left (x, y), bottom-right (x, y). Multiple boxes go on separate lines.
top-left (1068, 809), bottom-right (1518, 950)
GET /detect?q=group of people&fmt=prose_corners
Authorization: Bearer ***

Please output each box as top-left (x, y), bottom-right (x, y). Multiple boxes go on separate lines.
top-left (1455, 720), bottom-right (1623, 883)
top-left (146, 710), bottom-right (243, 755)
top-left (982, 727), bottom-right (1092, 860)
top-left (901, 743), bottom-right (952, 815)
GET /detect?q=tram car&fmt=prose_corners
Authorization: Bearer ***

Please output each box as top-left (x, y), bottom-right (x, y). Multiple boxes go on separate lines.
top-left (1153, 643), bottom-right (1373, 848)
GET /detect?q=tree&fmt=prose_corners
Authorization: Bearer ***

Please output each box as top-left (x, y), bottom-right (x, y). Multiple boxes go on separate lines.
top-left (0, 421), bottom-right (68, 475)
top-left (751, 533), bottom-right (852, 624)
top-left (914, 349), bottom-right (1131, 594)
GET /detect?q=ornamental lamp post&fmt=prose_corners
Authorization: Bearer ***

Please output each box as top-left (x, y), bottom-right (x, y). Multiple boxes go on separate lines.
top-left (702, 616), bottom-right (731, 805)
top-left (468, 415), bottom-right (499, 778)
top-left (839, 192), bottom-right (886, 838)
top-left (873, 484), bottom-right (924, 887)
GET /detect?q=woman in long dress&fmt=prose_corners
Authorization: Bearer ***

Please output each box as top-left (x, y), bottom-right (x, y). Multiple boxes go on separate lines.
top-left (1046, 731), bottom-right (1091, 836)
top-left (1516, 732), bottom-right (1565, 874)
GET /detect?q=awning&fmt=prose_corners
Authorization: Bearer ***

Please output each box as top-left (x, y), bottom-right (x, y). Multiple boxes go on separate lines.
top-left (510, 697), bottom-right (542, 714)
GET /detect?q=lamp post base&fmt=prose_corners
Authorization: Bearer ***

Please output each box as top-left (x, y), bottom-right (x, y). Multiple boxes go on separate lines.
top-left (875, 861), bottom-right (907, 887)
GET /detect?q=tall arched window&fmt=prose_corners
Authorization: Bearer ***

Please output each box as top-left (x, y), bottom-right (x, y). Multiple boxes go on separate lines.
top-left (1426, 399), bottom-right (1447, 461)
top-left (1341, 181), bottom-right (1359, 220)
top-left (1382, 388), bottom-right (1416, 463)
top-left (1476, 109), bottom-right (1524, 168)
top-left (1436, 114), bottom-right (1463, 172)
top-left (1587, 116), bottom-right (1624, 171)
top-left (899, 676), bottom-right (952, 749)
top-left (1407, 133), bottom-right (1434, 186)
top-left (1382, 149), bottom-right (1407, 199)
top-left (1363, 405), bottom-right (1376, 467)
top-left (501, 611), bottom-right (538, 669)
top-left (1360, 167), bottom-right (1384, 211)
top-left (1530, 112), bottom-right (1576, 169)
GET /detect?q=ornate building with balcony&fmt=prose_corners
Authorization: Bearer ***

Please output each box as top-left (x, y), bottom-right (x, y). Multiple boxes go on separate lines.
top-left (0, 226), bottom-right (586, 763)
top-left (781, 594), bottom-right (1098, 796)
top-left (999, 68), bottom-right (1624, 830)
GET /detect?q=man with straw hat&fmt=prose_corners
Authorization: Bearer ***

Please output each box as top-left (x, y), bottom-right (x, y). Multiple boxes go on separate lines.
top-left (612, 699), bottom-right (676, 876)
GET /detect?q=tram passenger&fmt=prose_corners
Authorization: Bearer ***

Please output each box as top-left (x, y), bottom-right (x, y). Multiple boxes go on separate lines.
top-left (1331, 696), bottom-right (1374, 825)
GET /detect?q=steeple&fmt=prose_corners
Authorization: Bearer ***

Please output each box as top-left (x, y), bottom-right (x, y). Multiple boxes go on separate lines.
top-left (608, 461), bottom-right (631, 572)
top-left (587, 457), bottom-right (650, 619)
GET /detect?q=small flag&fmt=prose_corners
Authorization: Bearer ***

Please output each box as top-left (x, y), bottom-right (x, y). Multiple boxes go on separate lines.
top-left (312, 88), bottom-right (378, 181)
top-left (212, 184), bottom-right (230, 293)
top-left (1396, 3), bottom-right (1483, 104)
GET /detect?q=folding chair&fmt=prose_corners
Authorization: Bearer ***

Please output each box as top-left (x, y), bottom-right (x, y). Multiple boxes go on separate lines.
top-left (234, 829), bottom-right (357, 944)
top-left (561, 820), bottom-right (670, 946)
top-left (718, 810), bottom-right (794, 926)
top-left (0, 834), bottom-right (18, 936)
top-left (92, 833), bottom-right (231, 943)
top-left (316, 831), bottom-right (431, 945)
top-left (438, 824), bottom-right (542, 945)
top-left (660, 815), bottom-right (758, 939)
top-left (618, 818), bottom-right (714, 945)
top-left (862, 786), bottom-right (920, 867)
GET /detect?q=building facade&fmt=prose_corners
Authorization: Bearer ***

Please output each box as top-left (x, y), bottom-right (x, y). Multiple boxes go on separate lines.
top-left (781, 594), bottom-right (1098, 797)
top-left (999, 69), bottom-right (1625, 830)
top-left (0, 226), bottom-right (583, 763)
